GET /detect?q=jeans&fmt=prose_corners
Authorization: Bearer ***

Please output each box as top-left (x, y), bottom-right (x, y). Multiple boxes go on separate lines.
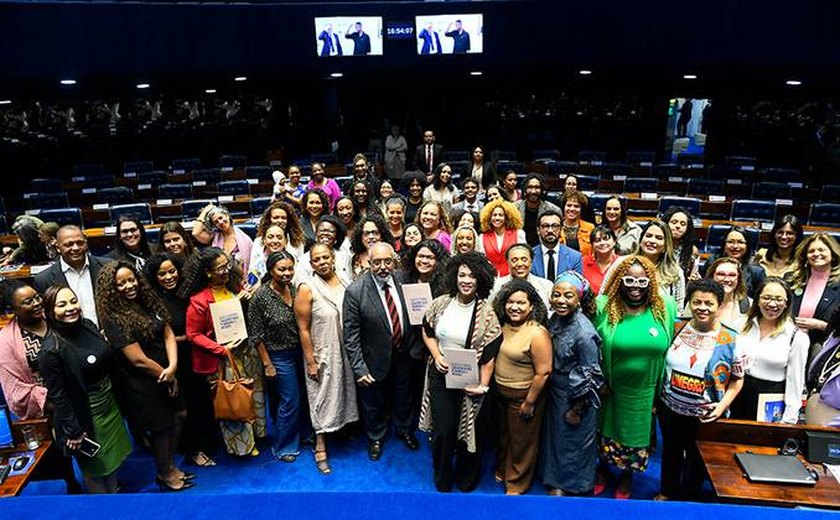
top-left (268, 349), bottom-right (301, 457)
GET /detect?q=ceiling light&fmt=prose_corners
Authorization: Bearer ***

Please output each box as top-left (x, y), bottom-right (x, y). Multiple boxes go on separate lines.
top-left (470, 71), bottom-right (483, 76)
top-left (785, 79), bottom-right (802, 86)
top-left (683, 74), bottom-right (698, 80)
top-left (578, 69), bottom-right (592, 75)
top-left (234, 76), bottom-right (247, 82)
top-left (60, 79), bottom-right (77, 85)
top-left (329, 72), bottom-right (343, 78)
top-left (0, 100), bottom-right (11, 105)
top-left (205, 89), bottom-right (217, 94)
top-left (136, 83), bottom-right (150, 89)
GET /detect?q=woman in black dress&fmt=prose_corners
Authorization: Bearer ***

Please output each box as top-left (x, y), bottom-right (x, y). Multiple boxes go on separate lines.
top-left (96, 260), bottom-right (195, 491)
top-left (144, 252), bottom-right (218, 468)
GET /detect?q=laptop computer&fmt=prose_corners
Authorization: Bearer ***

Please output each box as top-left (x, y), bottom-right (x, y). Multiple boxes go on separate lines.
top-left (0, 406), bottom-right (14, 449)
top-left (735, 452), bottom-right (817, 486)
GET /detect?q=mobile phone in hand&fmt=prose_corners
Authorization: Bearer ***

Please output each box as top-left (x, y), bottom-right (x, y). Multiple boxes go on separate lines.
top-left (77, 437), bottom-right (101, 458)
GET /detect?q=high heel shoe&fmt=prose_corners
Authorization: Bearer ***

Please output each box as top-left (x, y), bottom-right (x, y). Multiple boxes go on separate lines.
top-left (314, 448), bottom-right (331, 475)
top-left (180, 472), bottom-right (197, 482)
top-left (156, 476), bottom-right (196, 492)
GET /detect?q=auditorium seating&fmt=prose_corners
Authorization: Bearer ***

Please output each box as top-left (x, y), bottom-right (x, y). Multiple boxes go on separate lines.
top-left (532, 149), bottom-right (561, 161)
top-left (245, 166), bottom-right (271, 181)
top-left (704, 224), bottom-right (760, 254)
top-left (138, 171), bottom-right (168, 186)
top-left (624, 178), bottom-right (658, 193)
top-left (626, 151), bottom-right (656, 165)
top-left (192, 168), bottom-right (221, 184)
top-left (579, 150), bottom-right (607, 163)
top-left (30, 178), bottom-right (63, 192)
top-left (731, 200), bottom-right (776, 222)
top-left (497, 160), bottom-right (524, 175)
top-left (217, 180), bottom-right (251, 197)
top-left (687, 179), bottom-right (724, 197)
top-left (109, 203), bottom-right (153, 225)
top-left (80, 175), bottom-right (115, 189)
top-left (72, 164), bottom-right (104, 176)
top-left (124, 161), bottom-right (155, 174)
top-left (751, 182), bottom-right (791, 200)
top-left (28, 192), bottom-right (69, 210)
top-left (37, 208), bottom-right (84, 228)
top-left (220, 154), bottom-right (247, 169)
top-left (159, 183), bottom-right (194, 200)
top-left (725, 155), bottom-right (757, 168)
top-left (546, 161), bottom-right (578, 176)
top-left (764, 167), bottom-right (801, 183)
top-left (99, 187), bottom-right (134, 206)
top-left (494, 150), bottom-right (517, 162)
top-left (171, 158), bottom-right (201, 172)
top-left (820, 185), bottom-right (840, 202)
top-left (658, 197), bottom-right (701, 218)
top-left (250, 197), bottom-right (272, 218)
top-left (182, 199), bottom-right (214, 220)
top-left (809, 203), bottom-right (840, 227)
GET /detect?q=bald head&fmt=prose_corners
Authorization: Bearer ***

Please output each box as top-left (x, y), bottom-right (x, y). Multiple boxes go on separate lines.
top-left (370, 242), bottom-right (396, 279)
top-left (56, 225), bottom-right (88, 269)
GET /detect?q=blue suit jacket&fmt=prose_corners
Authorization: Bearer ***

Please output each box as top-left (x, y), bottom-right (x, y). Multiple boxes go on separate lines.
top-left (319, 32), bottom-right (342, 57)
top-left (531, 244), bottom-right (583, 280)
top-left (419, 29), bottom-right (442, 55)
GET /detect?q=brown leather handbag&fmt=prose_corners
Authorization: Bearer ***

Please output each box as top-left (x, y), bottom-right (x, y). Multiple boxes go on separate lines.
top-left (212, 350), bottom-right (256, 422)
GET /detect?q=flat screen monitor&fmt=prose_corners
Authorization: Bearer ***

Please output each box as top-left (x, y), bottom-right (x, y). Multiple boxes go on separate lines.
top-left (415, 14), bottom-right (483, 55)
top-left (0, 406), bottom-right (14, 449)
top-left (314, 17), bottom-right (384, 57)
top-left (664, 97), bottom-right (711, 161)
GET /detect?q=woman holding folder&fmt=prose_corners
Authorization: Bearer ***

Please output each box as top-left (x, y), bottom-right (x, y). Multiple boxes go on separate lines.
top-left (180, 247), bottom-right (266, 457)
top-left (420, 252), bottom-right (502, 492)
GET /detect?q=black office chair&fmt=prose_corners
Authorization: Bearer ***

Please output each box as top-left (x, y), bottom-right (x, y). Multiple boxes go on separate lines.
top-left (686, 179), bottom-right (724, 197)
top-left (30, 178), bottom-right (63, 192)
top-left (547, 161), bottom-right (578, 176)
top-left (764, 167), bottom-right (801, 184)
top-left (533, 149), bottom-right (561, 161)
top-left (819, 185), bottom-right (840, 202)
top-left (159, 183), bottom-right (194, 200)
top-left (28, 192), bottom-right (69, 210)
top-left (171, 158), bottom-right (201, 172)
top-left (124, 161), bottom-right (154, 174)
top-left (731, 200), bottom-right (776, 223)
top-left (658, 197), bottom-right (701, 218)
top-left (705, 224), bottom-right (759, 254)
top-left (73, 164), bottom-right (104, 176)
top-left (578, 150), bottom-right (607, 163)
top-left (250, 197), bottom-right (273, 218)
top-left (193, 168), bottom-right (221, 184)
top-left (624, 178), bottom-right (659, 193)
top-left (99, 187), bottom-right (134, 206)
top-left (809, 203), bottom-right (840, 227)
top-left (219, 155), bottom-right (248, 169)
top-left (245, 166), bottom-right (271, 180)
top-left (83, 175), bottom-right (115, 189)
top-left (110, 203), bottom-right (153, 225)
top-left (217, 180), bottom-right (251, 197)
top-left (38, 208), bottom-right (84, 228)
top-left (138, 170), bottom-right (168, 186)
top-left (182, 199), bottom-right (215, 220)
top-left (751, 182), bottom-right (791, 201)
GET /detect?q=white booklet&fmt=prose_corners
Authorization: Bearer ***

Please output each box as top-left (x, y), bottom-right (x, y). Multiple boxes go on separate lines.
top-left (442, 347), bottom-right (479, 389)
top-left (209, 298), bottom-right (248, 345)
top-left (401, 283), bottom-right (433, 325)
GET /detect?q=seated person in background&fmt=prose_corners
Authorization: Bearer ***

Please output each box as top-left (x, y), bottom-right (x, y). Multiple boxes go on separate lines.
top-left (558, 192), bottom-right (594, 257)
top-left (34, 225), bottom-right (111, 326)
top-left (602, 196), bottom-right (641, 256)
top-left (514, 173), bottom-right (561, 247)
top-left (2, 215), bottom-right (50, 266)
top-left (492, 244), bottom-right (553, 309)
top-left (754, 215), bottom-right (803, 279)
top-left (479, 199), bottom-right (525, 276)
top-left (531, 210), bottom-right (583, 281)
top-left (107, 216), bottom-right (153, 270)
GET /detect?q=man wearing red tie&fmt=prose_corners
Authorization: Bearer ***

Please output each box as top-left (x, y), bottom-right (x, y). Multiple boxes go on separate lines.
top-left (343, 242), bottom-right (419, 460)
top-left (414, 130), bottom-right (444, 180)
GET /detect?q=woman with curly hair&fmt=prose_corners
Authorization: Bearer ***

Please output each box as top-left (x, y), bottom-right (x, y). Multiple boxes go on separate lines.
top-left (405, 239), bottom-right (450, 298)
top-left (593, 255), bottom-right (677, 499)
top-left (754, 215), bottom-right (803, 279)
top-left (349, 180), bottom-right (375, 220)
top-left (420, 252), bottom-right (502, 492)
top-left (179, 247), bottom-right (266, 456)
top-left (423, 163), bottom-right (460, 215)
top-left (479, 199), bottom-right (525, 276)
top-left (299, 189), bottom-right (330, 244)
top-left (191, 205), bottom-right (254, 279)
top-left (493, 279), bottom-right (552, 495)
top-left (96, 261), bottom-right (193, 491)
top-left (39, 285), bottom-right (132, 493)
top-left (157, 222), bottom-right (197, 259)
top-left (559, 192), bottom-right (594, 256)
top-left (662, 206), bottom-right (700, 282)
top-left (350, 215), bottom-right (395, 280)
top-left (539, 271), bottom-right (604, 496)
top-left (248, 224), bottom-right (288, 285)
top-left (255, 199), bottom-right (306, 260)
top-left (416, 200), bottom-right (453, 251)
top-left (788, 233), bottom-right (840, 351)
top-left (333, 196), bottom-right (359, 249)
top-left (144, 253), bottom-right (217, 468)
top-left (107, 216), bottom-right (154, 270)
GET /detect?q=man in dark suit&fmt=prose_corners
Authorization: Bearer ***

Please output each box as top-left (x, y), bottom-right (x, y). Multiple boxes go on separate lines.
top-left (345, 22), bottom-right (371, 56)
top-left (444, 20), bottom-right (470, 54)
top-left (531, 210), bottom-right (583, 280)
top-left (343, 242), bottom-right (418, 460)
top-left (413, 130), bottom-right (444, 177)
top-left (33, 225), bottom-right (111, 326)
top-left (318, 24), bottom-right (342, 57)
top-left (418, 22), bottom-right (442, 55)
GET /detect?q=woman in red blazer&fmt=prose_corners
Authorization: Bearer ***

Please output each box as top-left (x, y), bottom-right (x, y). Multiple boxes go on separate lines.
top-left (479, 199), bottom-right (525, 276)
top-left (179, 247), bottom-right (267, 457)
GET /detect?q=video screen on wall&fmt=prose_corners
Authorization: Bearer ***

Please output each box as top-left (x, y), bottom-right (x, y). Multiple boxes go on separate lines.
top-left (415, 14), bottom-right (484, 55)
top-left (314, 17), bottom-right (384, 57)
top-left (664, 98), bottom-right (712, 160)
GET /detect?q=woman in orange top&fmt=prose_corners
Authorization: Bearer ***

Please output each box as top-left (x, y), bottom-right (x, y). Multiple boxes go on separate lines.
top-left (559, 192), bottom-right (594, 256)
top-left (479, 199), bottom-right (525, 276)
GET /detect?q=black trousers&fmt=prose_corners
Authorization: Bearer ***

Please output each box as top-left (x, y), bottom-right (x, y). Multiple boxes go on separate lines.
top-left (657, 403), bottom-right (706, 500)
top-left (357, 348), bottom-right (414, 441)
top-left (428, 369), bottom-right (484, 493)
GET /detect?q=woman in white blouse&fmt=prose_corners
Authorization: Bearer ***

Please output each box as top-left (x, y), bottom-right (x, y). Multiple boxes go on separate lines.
top-left (730, 277), bottom-right (809, 423)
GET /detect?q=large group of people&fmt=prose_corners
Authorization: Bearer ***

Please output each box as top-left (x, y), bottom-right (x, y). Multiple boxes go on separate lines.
top-left (1, 160), bottom-right (839, 501)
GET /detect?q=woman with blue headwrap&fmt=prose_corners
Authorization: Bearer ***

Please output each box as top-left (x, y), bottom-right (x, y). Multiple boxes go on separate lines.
top-left (538, 271), bottom-right (604, 495)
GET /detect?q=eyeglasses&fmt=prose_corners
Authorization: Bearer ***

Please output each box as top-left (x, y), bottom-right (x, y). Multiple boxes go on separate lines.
top-left (212, 263), bottom-right (231, 274)
top-left (621, 276), bottom-right (650, 288)
top-left (19, 295), bottom-right (42, 306)
top-left (714, 272), bottom-right (739, 279)
top-left (370, 258), bottom-right (394, 267)
top-left (759, 295), bottom-right (787, 304)
top-left (120, 227), bottom-right (140, 235)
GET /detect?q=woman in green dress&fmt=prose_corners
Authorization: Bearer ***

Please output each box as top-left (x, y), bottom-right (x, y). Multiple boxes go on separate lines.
top-left (593, 255), bottom-right (677, 499)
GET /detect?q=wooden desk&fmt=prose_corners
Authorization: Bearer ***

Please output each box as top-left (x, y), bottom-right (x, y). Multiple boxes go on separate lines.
top-left (0, 441), bottom-right (52, 497)
top-left (697, 419), bottom-right (840, 508)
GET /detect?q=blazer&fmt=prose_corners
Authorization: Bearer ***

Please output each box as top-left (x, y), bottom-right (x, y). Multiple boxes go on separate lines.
top-left (791, 279), bottom-right (840, 345)
top-left (33, 255), bottom-right (111, 293)
top-left (418, 29), bottom-right (442, 55)
top-left (413, 143), bottom-right (444, 174)
top-left (343, 271), bottom-right (415, 381)
top-left (186, 287), bottom-right (230, 375)
top-left (531, 243), bottom-right (583, 280)
top-left (318, 31), bottom-right (342, 56)
top-left (558, 220), bottom-right (595, 257)
top-left (0, 319), bottom-right (48, 419)
top-left (465, 162), bottom-right (498, 190)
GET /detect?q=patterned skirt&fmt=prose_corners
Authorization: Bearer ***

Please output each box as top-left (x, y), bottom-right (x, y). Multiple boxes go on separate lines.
top-left (598, 435), bottom-right (651, 473)
top-left (211, 347), bottom-right (267, 456)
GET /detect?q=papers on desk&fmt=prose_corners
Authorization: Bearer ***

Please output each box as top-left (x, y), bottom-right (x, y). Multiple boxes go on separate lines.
top-left (28, 264), bottom-right (50, 275)
top-left (443, 348), bottom-right (479, 389)
top-left (826, 464), bottom-right (840, 482)
top-left (401, 283), bottom-right (432, 325)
